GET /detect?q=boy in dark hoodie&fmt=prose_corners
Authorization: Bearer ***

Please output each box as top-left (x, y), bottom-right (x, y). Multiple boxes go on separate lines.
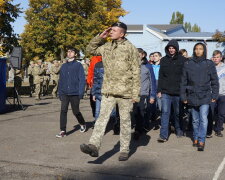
top-left (180, 43), bottom-right (219, 151)
top-left (157, 40), bottom-right (186, 142)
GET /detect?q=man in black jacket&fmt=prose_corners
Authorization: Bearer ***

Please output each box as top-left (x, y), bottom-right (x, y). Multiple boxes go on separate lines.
top-left (157, 40), bottom-right (186, 142)
top-left (180, 43), bottom-right (219, 151)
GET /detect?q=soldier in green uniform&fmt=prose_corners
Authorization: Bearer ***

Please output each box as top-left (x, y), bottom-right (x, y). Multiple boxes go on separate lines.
top-left (80, 22), bottom-right (140, 161)
top-left (28, 61), bottom-right (35, 97)
top-left (33, 60), bottom-right (45, 100)
top-left (42, 62), bottom-right (50, 96)
top-left (50, 60), bottom-right (61, 98)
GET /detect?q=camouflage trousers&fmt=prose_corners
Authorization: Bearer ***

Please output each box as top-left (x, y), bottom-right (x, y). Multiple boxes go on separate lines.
top-left (89, 95), bottom-right (133, 153)
top-left (34, 83), bottom-right (43, 99)
top-left (52, 80), bottom-right (58, 97)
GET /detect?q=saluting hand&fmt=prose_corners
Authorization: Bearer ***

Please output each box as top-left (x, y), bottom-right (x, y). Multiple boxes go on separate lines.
top-left (99, 27), bottom-right (111, 39)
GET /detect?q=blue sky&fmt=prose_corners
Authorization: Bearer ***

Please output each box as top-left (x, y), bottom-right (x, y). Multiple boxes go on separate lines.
top-left (13, 0), bottom-right (225, 35)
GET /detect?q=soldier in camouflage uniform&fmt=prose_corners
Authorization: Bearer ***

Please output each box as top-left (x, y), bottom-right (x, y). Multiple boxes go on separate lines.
top-left (28, 61), bottom-right (35, 97)
top-left (42, 63), bottom-right (50, 96)
top-left (50, 60), bottom-right (61, 98)
top-left (33, 60), bottom-right (46, 100)
top-left (80, 22), bottom-right (140, 161)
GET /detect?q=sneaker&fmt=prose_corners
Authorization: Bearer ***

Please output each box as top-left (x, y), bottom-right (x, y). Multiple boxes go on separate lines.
top-left (198, 142), bottom-right (205, 151)
top-left (193, 140), bottom-right (198, 147)
top-left (80, 144), bottom-right (99, 157)
top-left (56, 131), bottom-right (66, 138)
top-left (80, 125), bottom-right (86, 133)
top-left (118, 152), bottom-right (129, 161)
top-left (215, 131), bottom-right (223, 137)
top-left (157, 137), bottom-right (167, 143)
top-left (206, 134), bottom-right (213, 138)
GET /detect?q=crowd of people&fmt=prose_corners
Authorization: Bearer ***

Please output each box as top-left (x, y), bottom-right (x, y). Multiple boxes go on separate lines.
top-left (56, 22), bottom-right (225, 161)
top-left (9, 22), bottom-right (225, 161)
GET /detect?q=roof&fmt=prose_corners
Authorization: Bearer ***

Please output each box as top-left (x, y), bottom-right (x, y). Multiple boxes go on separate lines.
top-left (169, 32), bottom-right (214, 38)
top-left (148, 24), bottom-right (183, 32)
top-left (167, 32), bottom-right (214, 40)
top-left (126, 24), bottom-right (214, 40)
top-left (127, 25), bottom-right (143, 32)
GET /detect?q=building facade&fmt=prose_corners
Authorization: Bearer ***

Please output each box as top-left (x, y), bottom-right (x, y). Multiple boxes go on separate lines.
top-left (126, 24), bottom-right (225, 58)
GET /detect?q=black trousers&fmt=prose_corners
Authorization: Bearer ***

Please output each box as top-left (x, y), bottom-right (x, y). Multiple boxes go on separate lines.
top-left (60, 95), bottom-right (85, 132)
top-left (207, 102), bottom-right (216, 135)
top-left (215, 96), bottom-right (225, 132)
top-left (90, 93), bottom-right (96, 118)
top-left (133, 95), bottom-right (148, 133)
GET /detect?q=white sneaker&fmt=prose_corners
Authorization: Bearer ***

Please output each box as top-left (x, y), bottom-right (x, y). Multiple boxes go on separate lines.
top-left (80, 125), bottom-right (86, 133)
top-left (56, 131), bottom-right (66, 138)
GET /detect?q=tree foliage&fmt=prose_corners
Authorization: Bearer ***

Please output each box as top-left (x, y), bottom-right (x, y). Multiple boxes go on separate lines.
top-left (21, 0), bottom-right (127, 61)
top-left (170, 11), bottom-right (184, 24)
top-left (213, 30), bottom-right (225, 42)
top-left (170, 11), bottom-right (201, 32)
top-left (0, 0), bottom-right (21, 55)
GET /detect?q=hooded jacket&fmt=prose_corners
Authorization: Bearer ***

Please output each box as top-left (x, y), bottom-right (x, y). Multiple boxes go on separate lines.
top-left (157, 40), bottom-right (186, 95)
top-left (180, 43), bottom-right (219, 106)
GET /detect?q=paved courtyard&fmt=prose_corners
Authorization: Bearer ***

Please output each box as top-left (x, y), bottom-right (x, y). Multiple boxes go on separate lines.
top-left (1, 96), bottom-right (225, 180)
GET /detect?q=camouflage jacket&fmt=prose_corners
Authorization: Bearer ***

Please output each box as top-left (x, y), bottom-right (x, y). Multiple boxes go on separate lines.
top-left (86, 35), bottom-right (140, 101)
top-left (27, 66), bottom-right (34, 77)
top-left (33, 65), bottom-right (45, 84)
top-left (50, 65), bottom-right (61, 81)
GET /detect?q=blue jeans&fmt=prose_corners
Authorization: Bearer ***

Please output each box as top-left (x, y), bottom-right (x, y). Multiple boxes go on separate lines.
top-left (191, 104), bottom-right (209, 143)
top-left (160, 94), bottom-right (182, 139)
top-left (95, 98), bottom-right (101, 121)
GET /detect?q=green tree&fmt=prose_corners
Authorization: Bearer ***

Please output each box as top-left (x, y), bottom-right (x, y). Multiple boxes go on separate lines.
top-left (21, 0), bottom-right (127, 61)
top-left (184, 22), bottom-right (191, 32)
top-left (0, 0), bottom-right (21, 55)
top-left (170, 11), bottom-right (201, 32)
top-left (191, 24), bottom-right (201, 32)
top-left (170, 11), bottom-right (184, 24)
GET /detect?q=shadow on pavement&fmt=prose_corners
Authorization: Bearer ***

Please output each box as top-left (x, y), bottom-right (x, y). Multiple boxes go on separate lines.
top-left (0, 104), bottom-right (33, 114)
top-left (59, 160), bottom-right (161, 180)
top-left (87, 134), bottom-right (151, 164)
top-left (67, 122), bottom-right (94, 136)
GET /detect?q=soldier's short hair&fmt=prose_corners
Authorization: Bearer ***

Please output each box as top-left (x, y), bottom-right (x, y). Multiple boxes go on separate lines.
top-left (30, 61), bottom-right (34, 65)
